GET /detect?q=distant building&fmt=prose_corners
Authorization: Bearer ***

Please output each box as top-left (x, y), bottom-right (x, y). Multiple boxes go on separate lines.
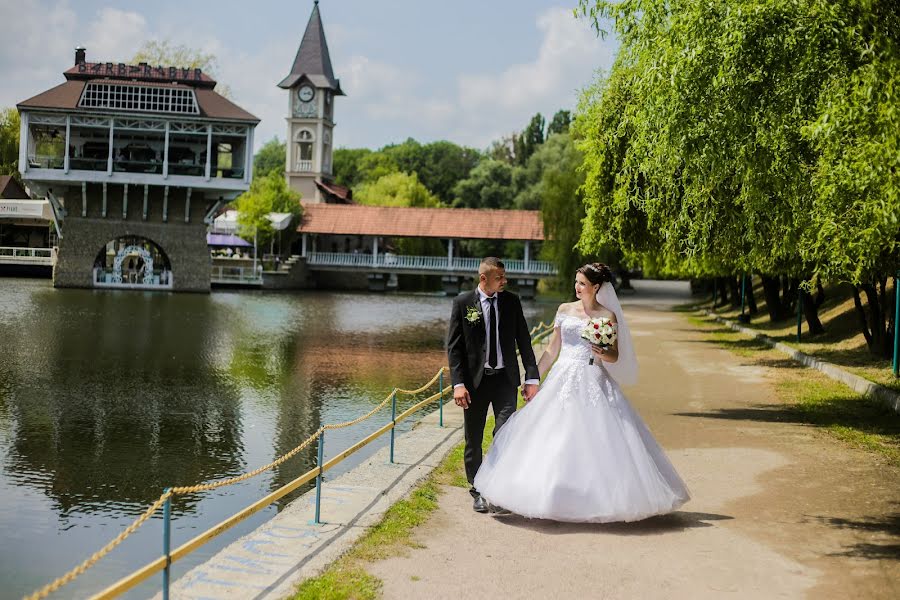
top-left (17, 47), bottom-right (259, 291)
top-left (279, 1), bottom-right (346, 203)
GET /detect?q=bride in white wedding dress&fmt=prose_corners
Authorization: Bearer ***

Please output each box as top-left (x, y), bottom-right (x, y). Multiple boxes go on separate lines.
top-left (474, 263), bottom-right (690, 522)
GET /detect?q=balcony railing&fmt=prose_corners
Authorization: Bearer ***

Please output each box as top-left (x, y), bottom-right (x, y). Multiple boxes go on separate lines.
top-left (305, 252), bottom-right (557, 276)
top-left (0, 246), bottom-right (54, 265)
top-left (211, 265), bottom-right (263, 285)
top-left (296, 159), bottom-right (313, 172)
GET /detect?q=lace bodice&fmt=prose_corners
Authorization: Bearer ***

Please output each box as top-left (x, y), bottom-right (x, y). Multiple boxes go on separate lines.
top-left (555, 313), bottom-right (596, 363)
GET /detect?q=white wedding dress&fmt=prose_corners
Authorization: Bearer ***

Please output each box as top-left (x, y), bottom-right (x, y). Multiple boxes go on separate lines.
top-left (474, 312), bottom-right (690, 523)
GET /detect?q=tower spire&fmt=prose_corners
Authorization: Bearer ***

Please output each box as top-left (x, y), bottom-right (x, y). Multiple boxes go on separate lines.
top-left (278, 2), bottom-right (343, 94)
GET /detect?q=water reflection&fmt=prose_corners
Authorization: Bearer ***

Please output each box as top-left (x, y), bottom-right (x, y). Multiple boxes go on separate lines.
top-left (0, 280), bottom-right (555, 599)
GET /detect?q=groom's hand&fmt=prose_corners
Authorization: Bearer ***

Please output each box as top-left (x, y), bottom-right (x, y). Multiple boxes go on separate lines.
top-left (522, 383), bottom-right (538, 403)
top-left (453, 385), bottom-right (471, 409)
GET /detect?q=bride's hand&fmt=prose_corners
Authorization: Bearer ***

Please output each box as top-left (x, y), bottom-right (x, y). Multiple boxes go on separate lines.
top-left (590, 344), bottom-right (606, 362)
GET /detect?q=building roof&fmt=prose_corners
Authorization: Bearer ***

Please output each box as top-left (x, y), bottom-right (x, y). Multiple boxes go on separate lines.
top-left (278, 2), bottom-right (344, 94)
top-left (0, 176), bottom-right (29, 199)
top-left (315, 179), bottom-right (353, 203)
top-left (17, 79), bottom-right (260, 123)
top-left (298, 203), bottom-right (546, 241)
top-left (64, 62), bottom-right (218, 89)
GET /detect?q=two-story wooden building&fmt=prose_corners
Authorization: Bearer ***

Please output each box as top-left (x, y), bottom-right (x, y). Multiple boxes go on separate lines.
top-left (17, 48), bottom-right (259, 291)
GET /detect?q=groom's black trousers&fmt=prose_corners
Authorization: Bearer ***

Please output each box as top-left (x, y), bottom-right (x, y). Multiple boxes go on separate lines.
top-left (464, 371), bottom-right (518, 491)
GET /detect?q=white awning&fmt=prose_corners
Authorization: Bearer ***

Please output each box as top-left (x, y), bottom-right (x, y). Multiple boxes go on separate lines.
top-left (211, 209), bottom-right (293, 233)
top-left (268, 212), bottom-right (293, 231)
top-left (0, 199), bottom-right (53, 221)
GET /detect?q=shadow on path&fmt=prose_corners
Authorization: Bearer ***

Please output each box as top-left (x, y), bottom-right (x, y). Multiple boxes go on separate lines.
top-left (490, 510), bottom-right (733, 536)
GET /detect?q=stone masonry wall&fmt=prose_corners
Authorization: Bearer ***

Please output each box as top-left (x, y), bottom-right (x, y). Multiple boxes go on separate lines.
top-left (53, 184), bottom-right (212, 292)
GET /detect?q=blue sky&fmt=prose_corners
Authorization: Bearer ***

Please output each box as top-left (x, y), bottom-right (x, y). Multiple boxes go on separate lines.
top-left (0, 0), bottom-right (619, 151)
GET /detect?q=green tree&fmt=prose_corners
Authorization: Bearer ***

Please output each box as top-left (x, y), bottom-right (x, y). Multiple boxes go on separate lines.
top-left (452, 159), bottom-right (515, 210)
top-left (132, 40), bottom-right (232, 97)
top-left (547, 110), bottom-right (572, 135)
top-left (253, 137), bottom-right (285, 178)
top-left (234, 172), bottom-right (301, 254)
top-left (356, 152), bottom-right (399, 184)
top-left (575, 0), bottom-right (899, 351)
top-left (0, 108), bottom-right (21, 180)
top-left (383, 139), bottom-right (481, 203)
top-left (514, 113), bottom-right (546, 166)
top-left (332, 147), bottom-right (373, 188)
top-left (355, 171), bottom-right (440, 208)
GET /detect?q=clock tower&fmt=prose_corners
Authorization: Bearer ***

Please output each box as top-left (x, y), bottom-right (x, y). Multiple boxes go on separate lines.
top-left (278, 1), bottom-right (344, 203)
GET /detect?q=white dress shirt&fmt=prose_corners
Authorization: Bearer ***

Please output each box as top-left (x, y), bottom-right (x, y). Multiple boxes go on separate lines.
top-left (453, 287), bottom-right (539, 389)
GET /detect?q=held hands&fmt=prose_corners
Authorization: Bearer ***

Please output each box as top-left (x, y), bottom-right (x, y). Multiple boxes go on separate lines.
top-left (521, 383), bottom-right (539, 403)
top-left (453, 385), bottom-right (471, 409)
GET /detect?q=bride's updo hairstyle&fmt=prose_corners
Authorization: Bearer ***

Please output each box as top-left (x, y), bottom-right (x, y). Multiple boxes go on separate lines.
top-left (577, 262), bottom-right (613, 289)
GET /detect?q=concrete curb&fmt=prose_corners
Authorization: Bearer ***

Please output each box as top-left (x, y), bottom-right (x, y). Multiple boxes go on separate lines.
top-left (159, 403), bottom-right (465, 600)
top-left (704, 310), bottom-right (900, 414)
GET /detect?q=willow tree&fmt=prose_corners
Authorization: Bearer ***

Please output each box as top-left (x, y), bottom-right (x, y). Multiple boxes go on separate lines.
top-left (576, 0), bottom-right (897, 339)
top-left (801, 0), bottom-right (900, 355)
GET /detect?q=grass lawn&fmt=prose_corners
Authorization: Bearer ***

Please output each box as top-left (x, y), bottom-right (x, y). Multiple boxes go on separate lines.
top-left (683, 279), bottom-right (899, 392)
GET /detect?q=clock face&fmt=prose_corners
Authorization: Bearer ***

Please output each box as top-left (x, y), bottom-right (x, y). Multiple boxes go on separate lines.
top-left (298, 85), bottom-right (315, 103)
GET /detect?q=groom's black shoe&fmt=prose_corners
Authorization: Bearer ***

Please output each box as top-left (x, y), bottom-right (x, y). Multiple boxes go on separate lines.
top-left (473, 494), bottom-right (489, 513)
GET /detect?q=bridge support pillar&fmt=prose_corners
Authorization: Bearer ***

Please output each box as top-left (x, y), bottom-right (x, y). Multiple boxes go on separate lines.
top-left (515, 278), bottom-right (537, 300)
top-left (442, 275), bottom-right (462, 296)
top-left (367, 272), bottom-right (387, 292)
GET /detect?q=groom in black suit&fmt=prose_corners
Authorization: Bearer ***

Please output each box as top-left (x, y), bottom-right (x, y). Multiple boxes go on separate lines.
top-left (446, 257), bottom-right (540, 513)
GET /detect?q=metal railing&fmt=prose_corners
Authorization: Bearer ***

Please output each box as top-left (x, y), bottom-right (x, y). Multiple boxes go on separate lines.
top-left (210, 265), bottom-right (263, 285)
top-left (305, 252), bottom-right (558, 276)
top-left (0, 246), bottom-right (54, 265)
top-left (24, 322), bottom-right (553, 600)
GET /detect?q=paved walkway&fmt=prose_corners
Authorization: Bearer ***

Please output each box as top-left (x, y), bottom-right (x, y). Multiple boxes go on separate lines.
top-left (369, 281), bottom-right (900, 599)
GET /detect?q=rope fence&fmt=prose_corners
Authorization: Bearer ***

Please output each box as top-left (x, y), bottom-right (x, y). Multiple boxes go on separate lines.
top-left (25, 320), bottom-right (554, 600)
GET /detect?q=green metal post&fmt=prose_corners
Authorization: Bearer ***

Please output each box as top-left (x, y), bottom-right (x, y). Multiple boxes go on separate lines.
top-left (314, 430), bottom-right (324, 524)
top-left (389, 391), bottom-right (397, 463)
top-left (796, 288), bottom-right (803, 343)
top-left (740, 274), bottom-right (747, 318)
top-left (162, 488), bottom-right (172, 600)
top-left (893, 271), bottom-right (899, 378)
top-left (439, 371), bottom-right (444, 427)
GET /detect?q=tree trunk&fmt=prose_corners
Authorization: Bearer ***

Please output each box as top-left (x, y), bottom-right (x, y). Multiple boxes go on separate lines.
top-left (814, 282), bottom-right (826, 309)
top-left (852, 285), bottom-right (874, 348)
top-left (801, 289), bottom-right (825, 335)
top-left (746, 275), bottom-right (758, 315)
top-left (728, 276), bottom-right (741, 308)
top-left (715, 277), bottom-right (729, 307)
top-left (861, 282), bottom-right (887, 356)
top-left (761, 275), bottom-right (785, 321)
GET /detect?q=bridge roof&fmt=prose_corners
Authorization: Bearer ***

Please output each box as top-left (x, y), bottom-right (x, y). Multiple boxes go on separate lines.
top-left (298, 203), bottom-right (545, 241)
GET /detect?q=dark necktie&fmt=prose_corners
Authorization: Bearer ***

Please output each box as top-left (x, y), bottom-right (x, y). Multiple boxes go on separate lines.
top-left (488, 296), bottom-right (498, 368)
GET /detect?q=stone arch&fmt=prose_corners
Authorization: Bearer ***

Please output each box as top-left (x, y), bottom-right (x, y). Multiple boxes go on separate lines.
top-left (93, 235), bottom-right (173, 288)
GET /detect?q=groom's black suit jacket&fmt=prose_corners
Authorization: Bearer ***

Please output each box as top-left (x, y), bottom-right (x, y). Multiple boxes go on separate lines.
top-left (446, 289), bottom-right (540, 391)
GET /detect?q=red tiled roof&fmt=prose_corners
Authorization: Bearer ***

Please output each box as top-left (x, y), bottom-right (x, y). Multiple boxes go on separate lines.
top-left (298, 203), bottom-right (545, 241)
top-left (0, 176), bottom-right (29, 199)
top-left (315, 179), bottom-right (353, 203)
top-left (17, 79), bottom-right (259, 123)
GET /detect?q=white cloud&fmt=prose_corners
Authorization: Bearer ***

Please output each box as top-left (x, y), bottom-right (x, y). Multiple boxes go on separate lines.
top-left (327, 7), bottom-right (616, 149)
top-left (453, 8), bottom-right (615, 146)
top-left (0, 3), bottom-right (617, 153)
top-left (0, 0), bottom-right (77, 106)
top-left (84, 8), bottom-right (148, 62)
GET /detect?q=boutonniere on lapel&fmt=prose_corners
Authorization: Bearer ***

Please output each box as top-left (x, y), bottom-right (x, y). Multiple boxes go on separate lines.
top-left (465, 305), bottom-right (482, 326)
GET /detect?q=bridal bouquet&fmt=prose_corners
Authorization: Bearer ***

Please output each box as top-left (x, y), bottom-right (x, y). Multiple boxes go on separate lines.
top-left (581, 317), bottom-right (617, 365)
